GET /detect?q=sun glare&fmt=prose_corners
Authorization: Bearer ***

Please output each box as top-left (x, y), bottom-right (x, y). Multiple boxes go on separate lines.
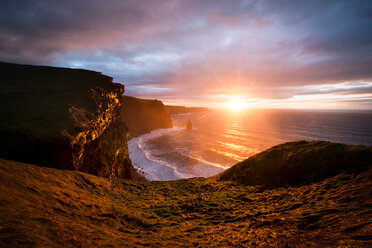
top-left (228, 97), bottom-right (246, 111)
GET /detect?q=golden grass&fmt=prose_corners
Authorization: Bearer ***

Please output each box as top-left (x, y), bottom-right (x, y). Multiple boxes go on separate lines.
top-left (0, 158), bottom-right (371, 247)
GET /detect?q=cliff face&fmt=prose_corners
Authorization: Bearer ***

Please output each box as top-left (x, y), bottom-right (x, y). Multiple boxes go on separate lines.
top-left (0, 62), bottom-right (140, 179)
top-left (121, 96), bottom-right (173, 138)
top-left (165, 105), bottom-right (209, 115)
top-left (218, 140), bottom-right (372, 187)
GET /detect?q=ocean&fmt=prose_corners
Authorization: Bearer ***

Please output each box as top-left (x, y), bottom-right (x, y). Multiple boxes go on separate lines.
top-left (128, 109), bottom-right (372, 181)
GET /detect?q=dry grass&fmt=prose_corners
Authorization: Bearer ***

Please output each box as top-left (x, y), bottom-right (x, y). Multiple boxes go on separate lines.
top-left (0, 158), bottom-right (371, 247)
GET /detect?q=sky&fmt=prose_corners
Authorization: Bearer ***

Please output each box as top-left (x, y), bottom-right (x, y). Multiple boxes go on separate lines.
top-left (1, 0), bottom-right (372, 109)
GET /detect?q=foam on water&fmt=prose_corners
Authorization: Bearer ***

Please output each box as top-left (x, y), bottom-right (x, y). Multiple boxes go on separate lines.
top-left (128, 127), bottom-right (192, 181)
top-left (128, 126), bottom-right (227, 181)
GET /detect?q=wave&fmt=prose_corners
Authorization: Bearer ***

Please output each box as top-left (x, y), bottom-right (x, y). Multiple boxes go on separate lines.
top-left (187, 154), bottom-right (230, 170)
top-left (128, 127), bottom-right (195, 181)
top-left (128, 127), bottom-right (227, 181)
top-left (209, 148), bottom-right (247, 162)
top-left (172, 113), bottom-right (192, 116)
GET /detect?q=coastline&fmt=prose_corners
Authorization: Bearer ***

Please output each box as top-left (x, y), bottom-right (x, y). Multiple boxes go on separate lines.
top-left (128, 126), bottom-right (228, 181)
top-left (128, 127), bottom-right (193, 181)
top-left (1, 62), bottom-right (371, 247)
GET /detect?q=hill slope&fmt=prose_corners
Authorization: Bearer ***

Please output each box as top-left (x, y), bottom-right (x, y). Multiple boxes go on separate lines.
top-left (1, 141), bottom-right (371, 247)
top-left (218, 141), bottom-right (372, 187)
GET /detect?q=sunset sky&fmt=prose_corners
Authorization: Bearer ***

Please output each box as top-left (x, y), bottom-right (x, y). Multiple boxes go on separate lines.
top-left (1, 0), bottom-right (371, 109)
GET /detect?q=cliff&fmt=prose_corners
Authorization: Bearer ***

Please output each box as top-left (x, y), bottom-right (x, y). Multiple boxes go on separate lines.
top-left (0, 62), bottom-right (140, 179)
top-left (121, 96), bottom-right (172, 138)
top-left (165, 105), bottom-right (209, 115)
top-left (218, 140), bottom-right (372, 187)
top-left (0, 141), bottom-right (371, 247)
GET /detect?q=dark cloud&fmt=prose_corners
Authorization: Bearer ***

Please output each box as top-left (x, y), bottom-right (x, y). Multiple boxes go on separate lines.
top-left (0, 0), bottom-right (371, 107)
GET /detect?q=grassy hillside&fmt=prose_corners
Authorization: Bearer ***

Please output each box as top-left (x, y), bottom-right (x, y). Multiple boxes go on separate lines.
top-left (218, 141), bottom-right (372, 187)
top-left (1, 141), bottom-right (371, 247)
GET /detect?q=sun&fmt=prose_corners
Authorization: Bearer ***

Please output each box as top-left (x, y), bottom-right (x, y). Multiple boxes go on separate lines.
top-left (228, 97), bottom-right (246, 111)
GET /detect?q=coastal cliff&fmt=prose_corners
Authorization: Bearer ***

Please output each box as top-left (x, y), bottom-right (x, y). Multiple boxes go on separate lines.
top-left (121, 96), bottom-right (172, 138)
top-left (0, 62), bottom-right (140, 179)
top-left (165, 105), bottom-right (209, 115)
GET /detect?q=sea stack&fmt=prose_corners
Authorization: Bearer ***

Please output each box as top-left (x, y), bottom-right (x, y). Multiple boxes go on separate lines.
top-left (186, 119), bottom-right (193, 130)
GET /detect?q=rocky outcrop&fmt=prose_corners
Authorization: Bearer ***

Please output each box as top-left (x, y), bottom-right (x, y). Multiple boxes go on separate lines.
top-left (121, 96), bottom-right (173, 138)
top-left (165, 105), bottom-right (209, 115)
top-left (218, 140), bottom-right (372, 187)
top-left (0, 62), bottom-right (140, 179)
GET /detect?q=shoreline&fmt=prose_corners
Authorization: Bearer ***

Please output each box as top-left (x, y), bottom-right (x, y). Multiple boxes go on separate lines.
top-left (128, 127), bottom-right (227, 181)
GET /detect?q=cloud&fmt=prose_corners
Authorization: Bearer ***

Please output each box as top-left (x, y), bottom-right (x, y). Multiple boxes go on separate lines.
top-left (0, 0), bottom-right (371, 108)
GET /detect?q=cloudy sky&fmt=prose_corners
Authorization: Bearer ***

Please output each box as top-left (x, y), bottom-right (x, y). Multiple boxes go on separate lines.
top-left (1, 0), bottom-right (372, 109)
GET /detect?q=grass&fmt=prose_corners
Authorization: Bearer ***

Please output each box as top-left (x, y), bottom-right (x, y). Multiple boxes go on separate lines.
top-left (1, 156), bottom-right (371, 247)
top-left (219, 141), bottom-right (372, 187)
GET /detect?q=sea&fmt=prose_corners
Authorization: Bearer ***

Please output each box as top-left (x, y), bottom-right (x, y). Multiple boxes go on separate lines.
top-left (128, 109), bottom-right (372, 181)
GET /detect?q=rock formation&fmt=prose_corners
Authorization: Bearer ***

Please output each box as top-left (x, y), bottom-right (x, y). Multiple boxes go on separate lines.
top-left (218, 140), bottom-right (372, 187)
top-left (121, 96), bottom-right (173, 138)
top-left (0, 62), bottom-right (140, 179)
top-left (186, 119), bottom-right (192, 130)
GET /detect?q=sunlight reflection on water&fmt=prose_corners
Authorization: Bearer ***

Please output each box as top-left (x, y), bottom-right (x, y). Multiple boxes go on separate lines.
top-left (129, 109), bottom-right (372, 180)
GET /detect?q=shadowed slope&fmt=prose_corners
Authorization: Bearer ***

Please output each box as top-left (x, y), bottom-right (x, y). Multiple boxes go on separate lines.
top-left (218, 141), bottom-right (372, 187)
